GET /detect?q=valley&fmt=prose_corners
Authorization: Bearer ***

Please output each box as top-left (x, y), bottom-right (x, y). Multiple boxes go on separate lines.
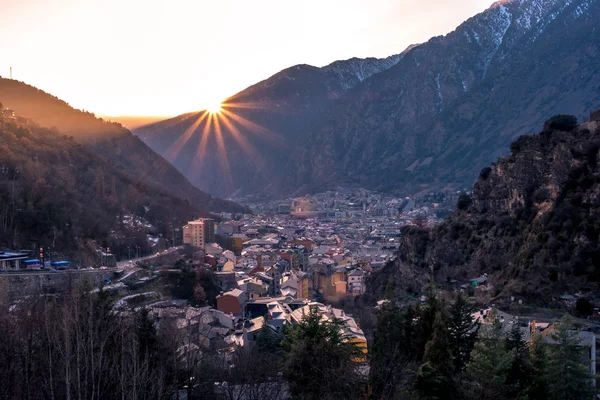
top-left (2, 0), bottom-right (600, 398)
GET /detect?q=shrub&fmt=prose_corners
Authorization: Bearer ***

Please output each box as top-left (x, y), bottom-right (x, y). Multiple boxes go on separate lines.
top-left (479, 167), bottom-right (492, 181)
top-left (510, 135), bottom-right (531, 155)
top-left (543, 114), bottom-right (578, 131)
top-left (457, 193), bottom-right (472, 211)
top-left (533, 187), bottom-right (550, 203)
top-left (576, 298), bottom-right (593, 316)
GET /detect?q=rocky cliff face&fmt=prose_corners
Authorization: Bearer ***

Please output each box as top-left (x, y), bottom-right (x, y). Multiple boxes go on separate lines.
top-left (137, 0), bottom-right (600, 199)
top-left (297, 0), bottom-right (600, 195)
top-left (370, 116), bottom-right (600, 303)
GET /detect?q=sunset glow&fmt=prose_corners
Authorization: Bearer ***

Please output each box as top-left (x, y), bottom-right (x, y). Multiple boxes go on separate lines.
top-left (161, 99), bottom-right (282, 188)
top-left (206, 101), bottom-right (223, 114)
top-left (0, 0), bottom-right (497, 117)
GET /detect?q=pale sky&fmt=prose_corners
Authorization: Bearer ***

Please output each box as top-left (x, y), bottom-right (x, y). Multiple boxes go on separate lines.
top-left (0, 0), bottom-right (496, 117)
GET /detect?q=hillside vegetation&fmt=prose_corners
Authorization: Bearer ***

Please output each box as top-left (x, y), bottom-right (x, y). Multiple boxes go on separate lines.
top-left (0, 78), bottom-right (248, 213)
top-left (0, 112), bottom-right (198, 256)
top-left (370, 116), bottom-right (600, 303)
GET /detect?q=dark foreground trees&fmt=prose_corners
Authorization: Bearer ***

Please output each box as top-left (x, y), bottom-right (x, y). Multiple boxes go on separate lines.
top-left (282, 307), bottom-right (366, 400)
top-left (369, 289), bottom-right (596, 400)
top-left (1, 282), bottom-right (595, 400)
top-left (0, 287), bottom-right (176, 400)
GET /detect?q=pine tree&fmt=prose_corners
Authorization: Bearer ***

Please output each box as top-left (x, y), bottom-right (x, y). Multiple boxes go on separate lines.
top-left (137, 307), bottom-right (159, 359)
top-left (464, 310), bottom-right (516, 400)
top-left (402, 304), bottom-right (419, 361)
top-left (505, 319), bottom-right (531, 399)
top-left (415, 312), bottom-right (456, 400)
top-left (384, 278), bottom-right (396, 300)
top-left (256, 319), bottom-right (282, 355)
top-left (369, 299), bottom-right (407, 399)
top-left (547, 315), bottom-right (594, 400)
top-left (415, 284), bottom-right (444, 360)
top-left (527, 332), bottom-right (550, 400)
top-left (447, 294), bottom-right (478, 371)
top-left (283, 307), bottom-right (364, 400)
top-left (424, 312), bottom-right (454, 372)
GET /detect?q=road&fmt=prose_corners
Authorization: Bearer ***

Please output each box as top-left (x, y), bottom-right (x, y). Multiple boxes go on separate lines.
top-left (115, 246), bottom-right (184, 268)
top-left (0, 246), bottom-right (185, 277)
top-left (0, 269), bottom-right (108, 277)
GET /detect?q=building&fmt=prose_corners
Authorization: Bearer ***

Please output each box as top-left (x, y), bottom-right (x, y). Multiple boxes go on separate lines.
top-left (267, 301), bottom-right (293, 330)
top-left (0, 250), bottom-right (28, 270)
top-left (313, 264), bottom-right (347, 300)
top-left (183, 218), bottom-right (215, 249)
top-left (214, 271), bottom-right (238, 291)
top-left (290, 198), bottom-right (318, 218)
top-left (347, 268), bottom-right (366, 295)
top-left (237, 277), bottom-right (268, 299)
top-left (216, 289), bottom-right (248, 316)
top-left (289, 302), bottom-right (367, 361)
top-left (183, 220), bottom-right (206, 248)
top-left (199, 218), bottom-right (215, 244)
top-left (281, 271), bottom-right (310, 299)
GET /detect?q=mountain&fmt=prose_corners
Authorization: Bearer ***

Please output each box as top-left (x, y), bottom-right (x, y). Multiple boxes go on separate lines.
top-left (0, 112), bottom-right (198, 255)
top-left (368, 113), bottom-right (600, 303)
top-left (0, 78), bottom-right (248, 213)
top-left (135, 54), bottom-right (406, 197)
top-left (137, 0), bottom-right (600, 199)
top-left (297, 0), bottom-right (600, 195)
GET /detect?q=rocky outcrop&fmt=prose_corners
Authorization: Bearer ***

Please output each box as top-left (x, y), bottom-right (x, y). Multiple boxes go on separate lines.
top-left (371, 118), bottom-right (600, 303)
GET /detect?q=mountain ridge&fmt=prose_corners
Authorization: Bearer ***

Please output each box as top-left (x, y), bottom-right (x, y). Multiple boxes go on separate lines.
top-left (136, 0), bottom-right (600, 199)
top-left (136, 53), bottom-right (406, 198)
top-left (0, 78), bottom-right (249, 213)
top-left (0, 111), bottom-right (200, 257)
top-left (293, 0), bottom-right (600, 195)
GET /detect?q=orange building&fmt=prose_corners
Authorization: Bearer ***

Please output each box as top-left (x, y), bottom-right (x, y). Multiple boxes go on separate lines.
top-left (216, 289), bottom-right (247, 316)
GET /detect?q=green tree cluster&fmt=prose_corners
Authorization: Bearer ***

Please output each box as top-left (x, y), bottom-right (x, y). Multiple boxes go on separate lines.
top-left (368, 288), bottom-right (595, 400)
top-left (282, 306), bottom-right (365, 400)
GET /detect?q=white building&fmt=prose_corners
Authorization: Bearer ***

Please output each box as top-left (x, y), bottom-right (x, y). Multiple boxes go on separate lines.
top-left (348, 268), bottom-right (366, 295)
top-left (183, 220), bottom-right (205, 248)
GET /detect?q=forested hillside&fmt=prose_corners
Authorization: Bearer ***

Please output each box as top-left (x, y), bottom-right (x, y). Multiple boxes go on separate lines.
top-left (0, 78), bottom-right (248, 213)
top-left (0, 111), bottom-right (198, 254)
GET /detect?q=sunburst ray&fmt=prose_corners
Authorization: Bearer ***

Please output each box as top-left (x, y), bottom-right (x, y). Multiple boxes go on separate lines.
top-left (219, 112), bottom-right (266, 171)
top-left (165, 111), bottom-right (208, 160)
top-left (213, 115), bottom-right (233, 188)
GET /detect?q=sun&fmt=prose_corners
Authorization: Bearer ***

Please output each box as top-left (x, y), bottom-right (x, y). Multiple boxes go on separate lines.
top-left (206, 100), bottom-right (223, 114)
